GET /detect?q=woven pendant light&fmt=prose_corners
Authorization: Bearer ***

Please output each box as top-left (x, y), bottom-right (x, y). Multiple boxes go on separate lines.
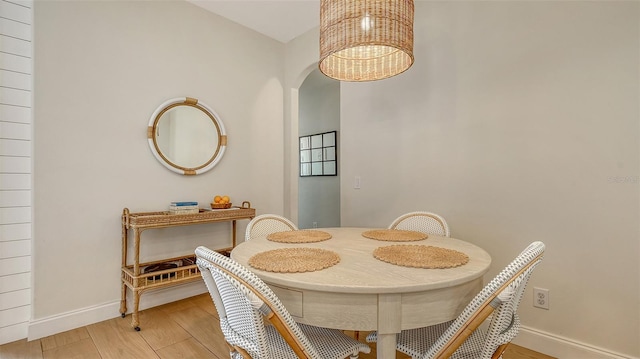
top-left (319, 0), bottom-right (414, 82)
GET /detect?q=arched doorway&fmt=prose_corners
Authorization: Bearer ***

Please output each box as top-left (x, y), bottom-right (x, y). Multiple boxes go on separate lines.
top-left (297, 69), bottom-right (340, 229)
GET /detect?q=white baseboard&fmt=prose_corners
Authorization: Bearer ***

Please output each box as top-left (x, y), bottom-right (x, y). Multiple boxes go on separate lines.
top-left (27, 282), bottom-right (206, 341)
top-left (513, 325), bottom-right (638, 359)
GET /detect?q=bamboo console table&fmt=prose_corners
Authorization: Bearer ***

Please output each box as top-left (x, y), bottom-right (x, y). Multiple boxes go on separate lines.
top-left (120, 202), bottom-right (255, 330)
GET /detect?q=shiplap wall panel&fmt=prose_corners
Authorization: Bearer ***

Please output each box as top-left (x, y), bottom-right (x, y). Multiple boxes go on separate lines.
top-left (0, 289), bottom-right (30, 311)
top-left (0, 156), bottom-right (30, 173)
top-left (0, 0), bottom-right (32, 344)
top-left (5, 0), bottom-right (28, 4)
top-left (0, 69), bottom-right (31, 90)
top-left (0, 35), bottom-right (30, 57)
top-left (5, 0), bottom-right (31, 8)
top-left (0, 272), bottom-right (29, 292)
top-left (0, 52), bottom-right (30, 73)
top-left (0, 306), bottom-right (29, 328)
top-left (0, 239), bottom-right (30, 258)
top-left (0, 87), bottom-right (31, 107)
top-left (0, 174), bottom-right (31, 190)
top-left (0, 323), bottom-right (27, 344)
top-left (0, 139), bottom-right (31, 156)
top-left (1, 122), bottom-right (31, 139)
top-left (0, 17), bottom-right (30, 39)
top-left (0, 223), bottom-right (30, 241)
top-left (0, 190), bottom-right (29, 206)
top-left (0, 1), bottom-right (30, 24)
top-left (0, 256), bottom-right (30, 276)
top-left (0, 104), bottom-right (31, 124)
top-left (0, 207), bottom-right (31, 223)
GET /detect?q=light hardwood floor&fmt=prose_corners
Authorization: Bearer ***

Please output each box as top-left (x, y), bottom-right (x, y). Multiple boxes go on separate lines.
top-left (0, 293), bottom-right (555, 359)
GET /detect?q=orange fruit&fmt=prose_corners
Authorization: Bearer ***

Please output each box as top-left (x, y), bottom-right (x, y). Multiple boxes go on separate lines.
top-left (214, 195), bottom-right (222, 203)
top-left (222, 195), bottom-right (230, 203)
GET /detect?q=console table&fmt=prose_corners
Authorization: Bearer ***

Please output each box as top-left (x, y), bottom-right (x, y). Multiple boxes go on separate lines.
top-left (120, 202), bottom-right (255, 330)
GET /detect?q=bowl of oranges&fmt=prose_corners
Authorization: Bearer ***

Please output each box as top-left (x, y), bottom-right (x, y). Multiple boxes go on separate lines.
top-left (211, 195), bottom-right (232, 209)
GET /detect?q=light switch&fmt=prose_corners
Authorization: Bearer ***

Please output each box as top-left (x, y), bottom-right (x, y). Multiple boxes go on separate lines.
top-left (354, 176), bottom-right (361, 189)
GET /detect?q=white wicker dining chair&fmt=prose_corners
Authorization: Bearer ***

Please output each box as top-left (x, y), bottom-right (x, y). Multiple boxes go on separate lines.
top-left (388, 211), bottom-right (451, 237)
top-left (245, 214), bottom-right (298, 241)
top-left (366, 241), bottom-right (545, 359)
top-left (195, 246), bottom-right (371, 359)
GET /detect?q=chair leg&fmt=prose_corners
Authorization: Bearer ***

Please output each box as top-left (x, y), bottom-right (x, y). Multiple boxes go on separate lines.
top-left (491, 343), bottom-right (510, 359)
top-left (226, 342), bottom-right (252, 359)
top-left (234, 346), bottom-right (252, 359)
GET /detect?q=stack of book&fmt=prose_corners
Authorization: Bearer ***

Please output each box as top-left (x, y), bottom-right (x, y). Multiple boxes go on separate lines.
top-left (169, 201), bottom-right (199, 215)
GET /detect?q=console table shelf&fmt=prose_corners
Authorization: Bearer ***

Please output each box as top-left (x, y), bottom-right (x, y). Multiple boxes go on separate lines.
top-left (120, 203), bottom-right (255, 330)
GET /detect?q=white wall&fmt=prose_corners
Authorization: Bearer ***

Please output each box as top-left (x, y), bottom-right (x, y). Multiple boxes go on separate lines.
top-left (285, 1), bottom-right (639, 358)
top-left (31, 0), bottom-right (285, 336)
top-left (338, 1), bottom-right (638, 358)
top-left (22, 0), bottom-right (640, 357)
top-left (0, 0), bottom-right (32, 344)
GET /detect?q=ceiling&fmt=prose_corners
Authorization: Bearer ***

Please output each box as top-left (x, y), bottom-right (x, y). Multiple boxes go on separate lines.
top-left (186, 0), bottom-right (321, 43)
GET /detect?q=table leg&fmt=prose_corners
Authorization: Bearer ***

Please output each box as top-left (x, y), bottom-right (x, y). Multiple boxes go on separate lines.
top-left (121, 209), bottom-right (128, 318)
top-left (128, 229), bottom-right (142, 330)
top-left (377, 334), bottom-right (397, 359)
top-left (131, 289), bottom-right (141, 331)
top-left (133, 229), bottom-right (141, 278)
top-left (232, 220), bottom-right (237, 247)
top-left (120, 281), bottom-right (127, 317)
top-left (377, 293), bottom-right (402, 359)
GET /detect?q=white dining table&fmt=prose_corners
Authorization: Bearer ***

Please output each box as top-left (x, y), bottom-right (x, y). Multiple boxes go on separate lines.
top-left (231, 227), bottom-right (491, 359)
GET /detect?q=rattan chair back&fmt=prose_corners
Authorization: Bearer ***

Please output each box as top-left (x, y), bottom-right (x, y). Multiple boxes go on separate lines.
top-left (245, 214), bottom-right (298, 241)
top-left (389, 211), bottom-right (451, 237)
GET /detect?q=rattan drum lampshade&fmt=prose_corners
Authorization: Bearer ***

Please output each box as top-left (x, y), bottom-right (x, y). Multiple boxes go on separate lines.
top-left (319, 0), bottom-right (414, 82)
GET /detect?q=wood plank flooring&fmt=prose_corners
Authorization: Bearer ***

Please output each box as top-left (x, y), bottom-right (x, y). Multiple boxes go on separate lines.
top-left (0, 293), bottom-right (556, 359)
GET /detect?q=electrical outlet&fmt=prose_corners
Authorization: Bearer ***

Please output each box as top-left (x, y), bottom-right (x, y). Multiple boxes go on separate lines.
top-left (533, 287), bottom-right (549, 310)
top-left (312, 222), bottom-right (318, 228)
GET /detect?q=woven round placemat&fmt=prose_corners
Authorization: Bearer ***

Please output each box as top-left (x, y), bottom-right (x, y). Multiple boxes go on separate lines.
top-left (267, 230), bottom-right (332, 243)
top-left (248, 248), bottom-right (340, 273)
top-left (362, 229), bottom-right (428, 242)
top-left (373, 245), bottom-right (469, 268)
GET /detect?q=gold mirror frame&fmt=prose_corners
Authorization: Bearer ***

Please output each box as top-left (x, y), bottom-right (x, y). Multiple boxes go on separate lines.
top-left (147, 97), bottom-right (227, 175)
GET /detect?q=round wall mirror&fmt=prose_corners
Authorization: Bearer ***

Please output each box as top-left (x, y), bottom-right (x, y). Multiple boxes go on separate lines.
top-left (148, 97), bottom-right (227, 175)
